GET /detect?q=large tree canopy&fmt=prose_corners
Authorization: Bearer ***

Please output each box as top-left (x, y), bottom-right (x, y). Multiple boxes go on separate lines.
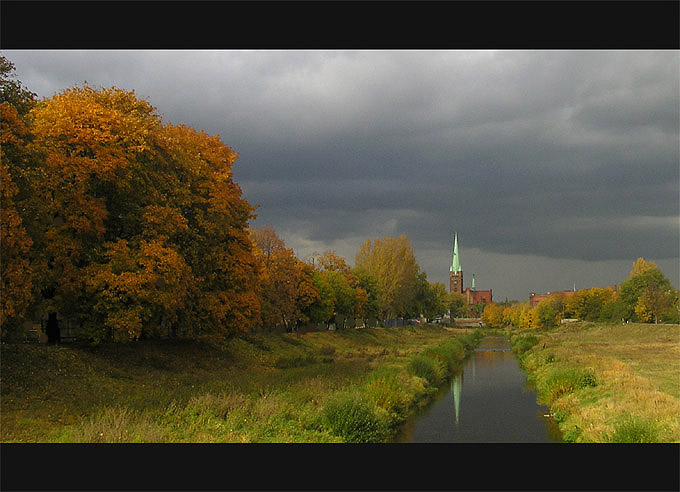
top-left (619, 258), bottom-right (679, 323)
top-left (355, 235), bottom-right (419, 319)
top-left (1, 77), bottom-right (261, 342)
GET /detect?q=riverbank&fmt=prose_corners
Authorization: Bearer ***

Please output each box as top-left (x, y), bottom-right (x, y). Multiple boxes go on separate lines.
top-left (1, 324), bottom-right (481, 442)
top-left (508, 321), bottom-right (680, 442)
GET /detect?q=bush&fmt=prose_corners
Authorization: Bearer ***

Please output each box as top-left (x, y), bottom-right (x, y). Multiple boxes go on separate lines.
top-left (364, 369), bottom-right (426, 422)
top-left (541, 368), bottom-right (598, 404)
top-left (512, 334), bottom-right (541, 356)
top-left (424, 339), bottom-right (465, 372)
top-left (318, 344), bottom-right (336, 356)
top-left (322, 394), bottom-right (389, 443)
top-left (577, 370), bottom-right (597, 388)
top-left (407, 353), bottom-right (446, 386)
top-left (610, 415), bottom-right (659, 443)
top-left (273, 355), bottom-right (318, 369)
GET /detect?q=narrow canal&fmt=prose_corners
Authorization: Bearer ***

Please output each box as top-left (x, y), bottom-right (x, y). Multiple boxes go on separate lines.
top-left (393, 336), bottom-right (563, 442)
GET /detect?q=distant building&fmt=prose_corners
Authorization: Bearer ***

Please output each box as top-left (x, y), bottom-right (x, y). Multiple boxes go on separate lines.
top-left (529, 284), bottom-right (619, 308)
top-left (449, 233), bottom-right (492, 313)
top-left (529, 290), bottom-right (575, 308)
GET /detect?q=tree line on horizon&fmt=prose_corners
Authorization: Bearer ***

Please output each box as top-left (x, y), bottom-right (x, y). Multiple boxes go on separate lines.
top-left (0, 56), bottom-right (461, 343)
top-left (482, 257), bottom-right (679, 330)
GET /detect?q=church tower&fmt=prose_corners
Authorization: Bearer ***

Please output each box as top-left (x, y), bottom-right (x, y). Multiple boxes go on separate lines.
top-left (449, 232), bottom-right (463, 294)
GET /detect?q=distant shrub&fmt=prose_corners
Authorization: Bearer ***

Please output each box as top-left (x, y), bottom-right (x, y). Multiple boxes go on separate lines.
top-left (424, 339), bottom-right (465, 372)
top-left (407, 354), bottom-right (446, 386)
top-left (273, 355), bottom-right (318, 369)
top-left (512, 334), bottom-right (541, 356)
top-left (541, 368), bottom-right (598, 404)
top-left (322, 394), bottom-right (389, 443)
top-left (562, 425), bottom-right (583, 443)
top-left (610, 415), bottom-right (659, 443)
top-left (364, 369), bottom-right (424, 421)
top-left (577, 369), bottom-right (597, 389)
top-left (318, 344), bottom-right (336, 356)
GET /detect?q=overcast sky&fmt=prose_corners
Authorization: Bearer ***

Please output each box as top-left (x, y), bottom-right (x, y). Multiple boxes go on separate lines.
top-left (3, 50), bottom-right (678, 301)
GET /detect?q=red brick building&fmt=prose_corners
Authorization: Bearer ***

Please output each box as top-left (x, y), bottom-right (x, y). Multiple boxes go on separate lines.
top-left (529, 290), bottom-right (575, 308)
top-left (465, 276), bottom-right (493, 306)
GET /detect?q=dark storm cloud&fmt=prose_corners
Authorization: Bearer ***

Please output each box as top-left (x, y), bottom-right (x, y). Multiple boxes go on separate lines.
top-left (3, 49), bottom-right (678, 300)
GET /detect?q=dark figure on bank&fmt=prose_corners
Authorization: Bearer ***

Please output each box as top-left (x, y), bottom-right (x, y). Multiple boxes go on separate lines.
top-left (46, 312), bottom-right (60, 344)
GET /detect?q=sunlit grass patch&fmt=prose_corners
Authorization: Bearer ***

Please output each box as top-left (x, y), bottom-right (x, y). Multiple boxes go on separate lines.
top-left (2, 323), bottom-right (478, 442)
top-left (321, 391), bottom-right (390, 443)
top-left (66, 407), bottom-right (168, 443)
top-left (609, 415), bottom-right (659, 443)
top-left (511, 322), bottom-right (680, 443)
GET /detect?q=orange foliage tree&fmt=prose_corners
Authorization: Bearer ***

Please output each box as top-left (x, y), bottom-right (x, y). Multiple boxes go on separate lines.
top-left (2, 80), bottom-right (261, 342)
top-left (1, 56), bottom-right (40, 338)
top-left (250, 227), bottom-right (319, 331)
top-left (0, 103), bottom-right (35, 336)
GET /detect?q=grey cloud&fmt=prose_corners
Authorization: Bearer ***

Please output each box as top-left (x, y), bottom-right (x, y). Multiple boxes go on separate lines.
top-left (3, 49), bottom-right (678, 299)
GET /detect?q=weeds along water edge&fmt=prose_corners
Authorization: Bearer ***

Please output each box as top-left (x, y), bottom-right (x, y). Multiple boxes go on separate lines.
top-left (508, 322), bottom-right (680, 443)
top-left (1, 324), bottom-right (483, 443)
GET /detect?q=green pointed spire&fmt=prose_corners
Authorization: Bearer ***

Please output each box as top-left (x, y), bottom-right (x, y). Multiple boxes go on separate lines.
top-left (450, 233), bottom-right (461, 273)
top-left (471, 274), bottom-right (476, 291)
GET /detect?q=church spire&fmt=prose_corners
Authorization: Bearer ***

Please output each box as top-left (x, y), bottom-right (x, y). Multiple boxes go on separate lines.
top-left (471, 274), bottom-right (476, 291)
top-left (450, 232), bottom-right (461, 273)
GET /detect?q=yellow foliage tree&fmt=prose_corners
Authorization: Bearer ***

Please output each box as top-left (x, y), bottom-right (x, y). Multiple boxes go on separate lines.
top-left (355, 235), bottom-right (419, 319)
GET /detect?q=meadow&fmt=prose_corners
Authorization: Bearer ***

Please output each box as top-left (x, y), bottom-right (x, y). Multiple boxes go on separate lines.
top-left (0, 324), bottom-right (481, 443)
top-left (510, 321), bottom-right (680, 442)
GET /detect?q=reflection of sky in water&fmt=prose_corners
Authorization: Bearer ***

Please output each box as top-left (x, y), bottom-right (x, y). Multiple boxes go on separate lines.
top-left (394, 337), bottom-right (563, 443)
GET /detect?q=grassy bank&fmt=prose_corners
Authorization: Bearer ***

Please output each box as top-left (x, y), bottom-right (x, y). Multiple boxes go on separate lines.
top-left (1, 324), bottom-right (482, 442)
top-left (509, 321), bottom-right (680, 442)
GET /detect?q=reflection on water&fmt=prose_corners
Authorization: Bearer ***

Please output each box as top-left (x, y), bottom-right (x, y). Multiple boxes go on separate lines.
top-left (452, 374), bottom-right (461, 426)
top-left (393, 336), bottom-right (563, 443)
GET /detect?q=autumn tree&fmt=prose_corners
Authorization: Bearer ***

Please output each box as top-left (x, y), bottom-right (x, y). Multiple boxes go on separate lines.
top-left (0, 56), bottom-right (36, 116)
top-left (0, 105), bottom-right (35, 336)
top-left (619, 258), bottom-right (679, 323)
top-left (303, 271), bottom-right (335, 324)
top-left (355, 235), bottom-right (419, 319)
top-left (352, 267), bottom-right (381, 321)
top-left (409, 272), bottom-right (448, 321)
top-left (533, 297), bottom-right (561, 329)
top-left (250, 226), bottom-right (286, 269)
top-left (447, 291), bottom-right (468, 318)
top-left (481, 303), bottom-right (505, 329)
top-left (0, 57), bottom-right (38, 338)
top-left (251, 227), bottom-right (319, 332)
top-left (565, 287), bottom-right (618, 322)
top-left (313, 251), bottom-right (366, 326)
top-left (4, 81), bottom-right (262, 342)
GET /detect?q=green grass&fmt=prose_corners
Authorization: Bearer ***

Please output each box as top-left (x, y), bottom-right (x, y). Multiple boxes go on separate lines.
top-left (1, 324), bottom-right (481, 442)
top-left (508, 321), bottom-right (680, 443)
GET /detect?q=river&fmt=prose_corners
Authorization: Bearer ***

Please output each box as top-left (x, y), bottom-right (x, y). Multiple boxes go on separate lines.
top-left (392, 336), bottom-right (563, 442)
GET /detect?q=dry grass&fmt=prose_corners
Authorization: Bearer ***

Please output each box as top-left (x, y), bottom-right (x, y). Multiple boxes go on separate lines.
top-left (517, 322), bottom-right (680, 442)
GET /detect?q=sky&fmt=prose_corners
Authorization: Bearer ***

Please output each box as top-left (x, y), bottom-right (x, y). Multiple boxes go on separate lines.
top-left (3, 50), bottom-right (678, 302)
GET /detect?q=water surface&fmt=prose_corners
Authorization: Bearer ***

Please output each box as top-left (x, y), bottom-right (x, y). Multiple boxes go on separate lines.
top-left (393, 336), bottom-right (563, 442)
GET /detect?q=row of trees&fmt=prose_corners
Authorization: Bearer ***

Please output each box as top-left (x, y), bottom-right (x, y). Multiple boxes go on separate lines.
top-left (250, 228), bottom-right (464, 332)
top-left (0, 57), bottom-right (456, 342)
top-left (482, 258), bottom-right (679, 330)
